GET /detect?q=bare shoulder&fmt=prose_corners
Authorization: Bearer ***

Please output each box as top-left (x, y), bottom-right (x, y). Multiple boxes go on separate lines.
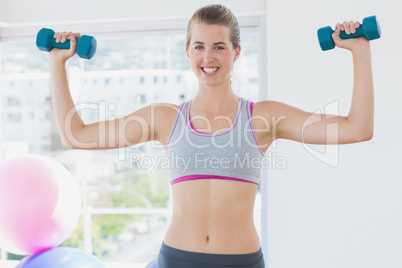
top-left (151, 102), bottom-right (179, 113)
top-left (253, 100), bottom-right (289, 118)
top-left (154, 102), bottom-right (179, 116)
top-left (251, 100), bottom-right (295, 139)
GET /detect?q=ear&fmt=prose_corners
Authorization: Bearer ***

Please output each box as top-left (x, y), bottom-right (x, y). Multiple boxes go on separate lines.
top-left (233, 45), bottom-right (241, 62)
top-left (186, 47), bottom-right (190, 58)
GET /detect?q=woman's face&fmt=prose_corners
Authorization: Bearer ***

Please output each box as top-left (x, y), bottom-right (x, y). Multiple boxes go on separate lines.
top-left (186, 23), bottom-right (241, 88)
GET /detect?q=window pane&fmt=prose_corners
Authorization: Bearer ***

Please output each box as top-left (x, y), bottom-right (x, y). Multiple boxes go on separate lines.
top-left (92, 214), bottom-right (167, 263)
top-left (61, 217), bottom-right (84, 250)
top-left (233, 32), bottom-right (259, 100)
top-left (0, 75), bottom-right (55, 155)
top-left (1, 42), bottom-right (49, 74)
top-left (86, 161), bottom-right (170, 208)
top-left (84, 36), bottom-right (168, 71)
top-left (169, 35), bottom-right (190, 70)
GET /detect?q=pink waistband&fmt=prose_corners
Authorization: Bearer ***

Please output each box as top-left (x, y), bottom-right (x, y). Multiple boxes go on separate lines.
top-left (171, 174), bottom-right (257, 185)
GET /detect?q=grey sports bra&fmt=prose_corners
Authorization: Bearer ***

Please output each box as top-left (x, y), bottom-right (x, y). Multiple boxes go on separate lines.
top-left (166, 97), bottom-right (265, 185)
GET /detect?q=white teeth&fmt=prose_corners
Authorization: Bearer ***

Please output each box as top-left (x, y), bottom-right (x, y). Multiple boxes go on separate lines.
top-left (203, 67), bottom-right (218, 74)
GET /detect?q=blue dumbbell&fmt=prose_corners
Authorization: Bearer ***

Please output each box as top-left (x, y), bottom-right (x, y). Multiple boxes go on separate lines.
top-left (317, 15), bottom-right (381, 51)
top-left (36, 28), bottom-right (97, 59)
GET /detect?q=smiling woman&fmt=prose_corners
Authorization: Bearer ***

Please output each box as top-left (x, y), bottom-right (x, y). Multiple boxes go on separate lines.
top-left (153, 5), bottom-right (266, 268)
top-left (45, 3), bottom-right (266, 267)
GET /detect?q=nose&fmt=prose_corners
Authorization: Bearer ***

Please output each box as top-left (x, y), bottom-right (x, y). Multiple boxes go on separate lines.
top-left (202, 48), bottom-right (215, 63)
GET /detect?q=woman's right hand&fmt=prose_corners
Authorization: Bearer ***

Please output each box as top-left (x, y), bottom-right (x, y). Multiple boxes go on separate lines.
top-left (49, 31), bottom-right (82, 63)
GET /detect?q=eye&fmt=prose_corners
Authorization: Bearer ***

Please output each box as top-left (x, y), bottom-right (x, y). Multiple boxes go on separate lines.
top-left (195, 46), bottom-right (204, 50)
top-left (215, 46), bottom-right (224, 50)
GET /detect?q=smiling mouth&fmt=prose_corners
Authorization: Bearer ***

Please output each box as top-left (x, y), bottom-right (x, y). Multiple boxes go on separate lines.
top-left (202, 67), bottom-right (219, 74)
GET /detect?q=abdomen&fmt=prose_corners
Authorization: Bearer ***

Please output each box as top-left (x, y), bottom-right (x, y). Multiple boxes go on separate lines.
top-left (163, 179), bottom-right (261, 254)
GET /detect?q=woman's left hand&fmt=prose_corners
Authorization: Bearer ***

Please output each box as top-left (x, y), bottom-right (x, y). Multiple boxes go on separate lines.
top-left (332, 21), bottom-right (370, 52)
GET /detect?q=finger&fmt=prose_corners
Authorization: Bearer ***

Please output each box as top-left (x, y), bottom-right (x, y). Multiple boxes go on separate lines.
top-left (335, 23), bottom-right (344, 31)
top-left (69, 35), bottom-right (77, 55)
top-left (355, 21), bottom-right (361, 29)
top-left (66, 32), bottom-right (74, 40)
top-left (54, 32), bottom-right (61, 43)
top-left (349, 21), bottom-right (356, 34)
top-left (59, 32), bottom-right (66, 43)
top-left (343, 21), bottom-right (351, 34)
top-left (66, 32), bottom-right (81, 41)
top-left (332, 26), bottom-right (342, 45)
top-left (61, 32), bottom-right (70, 43)
top-left (333, 25), bottom-right (341, 36)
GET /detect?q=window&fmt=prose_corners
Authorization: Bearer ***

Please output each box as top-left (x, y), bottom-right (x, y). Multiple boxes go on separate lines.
top-left (0, 16), bottom-right (266, 267)
top-left (6, 113), bottom-right (21, 122)
top-left (6, 97), bottom-right (21, 107)
top-left (136, 94), bottom-right (146, 104)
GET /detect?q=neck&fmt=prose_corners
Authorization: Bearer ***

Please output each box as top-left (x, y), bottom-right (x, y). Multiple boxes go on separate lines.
top-left (193, 81), bottom-right (238, 112)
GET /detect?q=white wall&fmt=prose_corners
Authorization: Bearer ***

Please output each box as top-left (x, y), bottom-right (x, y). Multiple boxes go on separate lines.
top-left (0, 0), bottom-right (265, 24)
top-left (266, 0), bottom-right (401, 267)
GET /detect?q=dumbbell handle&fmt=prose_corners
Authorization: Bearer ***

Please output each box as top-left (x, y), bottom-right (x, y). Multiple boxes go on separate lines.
top-left (320, 25), bottom-right (366, 41)
top-left (48, 36), bottom-right (72, 50)
top-left (338, 25), bottom-right (365, 39)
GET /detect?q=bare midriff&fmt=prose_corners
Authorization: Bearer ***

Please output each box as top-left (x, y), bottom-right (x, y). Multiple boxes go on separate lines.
top-left (163, 178), bottom-right (261, 254)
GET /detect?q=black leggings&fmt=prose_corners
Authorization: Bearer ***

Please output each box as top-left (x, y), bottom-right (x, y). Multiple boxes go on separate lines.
top-left (157, 242), bottom-right (265, 268)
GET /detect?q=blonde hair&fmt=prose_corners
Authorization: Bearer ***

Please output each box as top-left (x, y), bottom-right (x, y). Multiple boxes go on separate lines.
top-left (186, 4), bottom-right (240, 49)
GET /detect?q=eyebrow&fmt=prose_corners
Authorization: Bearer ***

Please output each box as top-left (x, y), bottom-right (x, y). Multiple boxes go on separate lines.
top-left (192, 41), bottom-right (228, 46)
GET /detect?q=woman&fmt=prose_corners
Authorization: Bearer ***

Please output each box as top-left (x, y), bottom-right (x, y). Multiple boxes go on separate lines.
top-left (49, 4), bottom-right (374, 268)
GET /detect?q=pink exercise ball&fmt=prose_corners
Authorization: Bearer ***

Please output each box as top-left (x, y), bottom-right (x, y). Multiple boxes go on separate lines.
top-left (0, 154), bottom-right (81, 255)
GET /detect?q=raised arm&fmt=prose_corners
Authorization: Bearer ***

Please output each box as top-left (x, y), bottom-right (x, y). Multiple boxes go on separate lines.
top-left (256, 20), bottom-right (374, 145)
top-left (49, 32), bottom-right (177, 150)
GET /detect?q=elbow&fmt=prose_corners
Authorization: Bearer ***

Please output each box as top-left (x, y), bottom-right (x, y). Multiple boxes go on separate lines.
top-left (61, 138), bottom-right (98, 150)
top-left (364, 131), bottom-right (374, 141)
top-left (62, 140), bottom-right (76, 149)
top-left (347, 118), bottom-right (374, 142)
top-left (60, 126), bottom-right (86, 149)
top-left (356, 129), bottom-right (373, 142)
top-left (61, 136), bottom-right (80, 149)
